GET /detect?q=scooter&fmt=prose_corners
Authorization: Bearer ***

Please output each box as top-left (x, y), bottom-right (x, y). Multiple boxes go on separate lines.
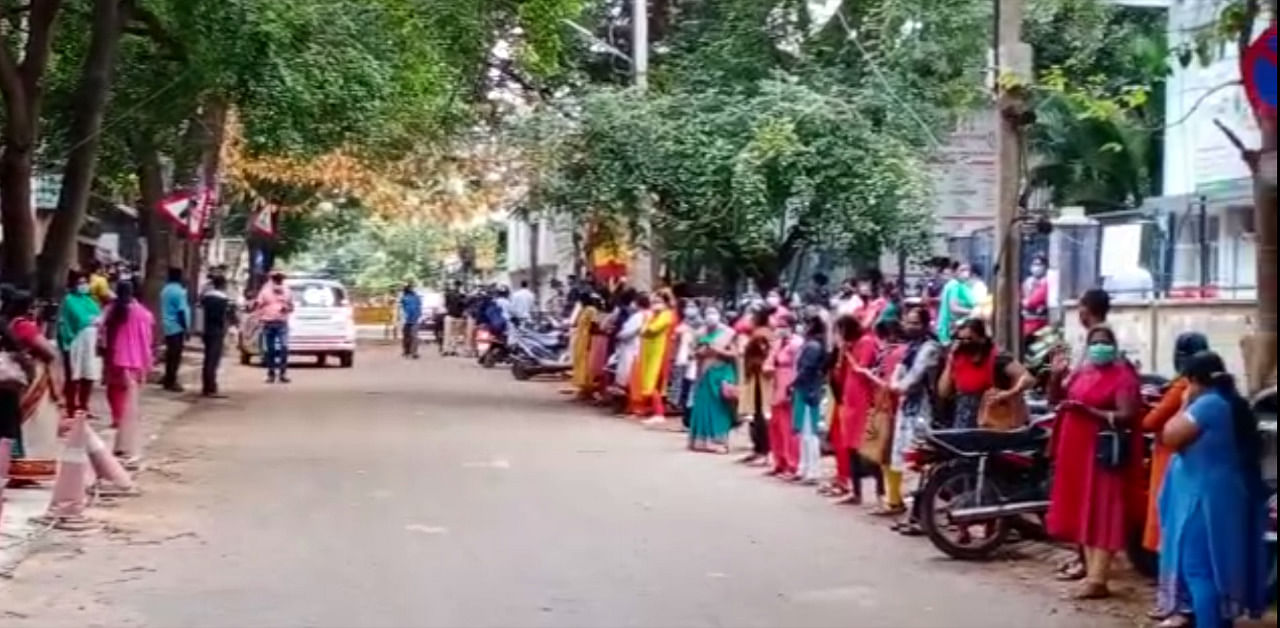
top-left (477, 327), bottom-right (511, 368)
top-left (509, 326), bottom-right (571, 381)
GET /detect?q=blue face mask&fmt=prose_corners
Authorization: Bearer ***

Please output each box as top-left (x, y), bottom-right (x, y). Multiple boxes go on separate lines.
top-left (1087, 343), bottom-right (1117, 365)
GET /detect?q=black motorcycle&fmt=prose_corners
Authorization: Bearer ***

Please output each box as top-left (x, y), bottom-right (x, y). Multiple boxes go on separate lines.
top-left (914, 415), bottom-right (1057, 560)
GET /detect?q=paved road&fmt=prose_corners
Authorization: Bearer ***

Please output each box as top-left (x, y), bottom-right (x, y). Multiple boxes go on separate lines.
top-left (0, 346), bottom-right (1135, 628)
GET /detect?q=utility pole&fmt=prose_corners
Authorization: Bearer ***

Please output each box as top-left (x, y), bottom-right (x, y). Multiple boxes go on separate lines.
top-left (992, 0), bottom-right (1031, 353)
top-left (627, 0), bottom-right (655, 291)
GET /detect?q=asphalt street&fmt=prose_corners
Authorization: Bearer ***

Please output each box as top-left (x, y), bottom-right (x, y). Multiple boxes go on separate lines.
top-left (0, 345), bottom-right (1137, 628)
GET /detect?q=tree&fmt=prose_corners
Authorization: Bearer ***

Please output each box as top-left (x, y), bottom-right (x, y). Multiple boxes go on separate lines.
top-left (29, 0), bottom-right (583, 307)
top-left (1022, 0), bottom-right (1169, 210)
top-left (36, 0), bottom-right (132, 299)
top-left (0, 0), bottom-right (61, 286)
top-left (510, 0), bottom-right (991, 288)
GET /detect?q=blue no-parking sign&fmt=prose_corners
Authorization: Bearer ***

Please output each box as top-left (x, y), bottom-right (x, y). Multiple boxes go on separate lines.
top-left (1242, 23), bottom-right (1277, 119)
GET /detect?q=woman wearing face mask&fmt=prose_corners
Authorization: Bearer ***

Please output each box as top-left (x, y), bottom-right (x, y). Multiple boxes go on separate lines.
top-left (669, 302), bottom-right (703, 427)
top-left (1021, 255), bottom-right (1050, 342)
top-left (886, 306), bottom-right (942, 534)
top-left (1154, 350), bottom-right (1267, 628)
top-left (1140, 333), bottom-right (1208, 623)
top-left (938, 318), bottom-right (1034, 430)
top-left (935, 262), bottom-right (975, 343)
top-left (687, 308), bottom-right (737, 453)
top-left (763, 312), bottom-right (802, 477)
top-left (1045, 325), bottom-right (1141, 599)
top-left (57, 271), bottom-right (103, 419)
top-left (630, 289), bottom-right (679, 419)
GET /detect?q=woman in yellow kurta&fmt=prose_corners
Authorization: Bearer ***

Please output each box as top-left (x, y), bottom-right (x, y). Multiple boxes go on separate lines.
top-left (628, 290), bottom-right (679, 417)
top-left (570, 293), bottom-right (599, 394)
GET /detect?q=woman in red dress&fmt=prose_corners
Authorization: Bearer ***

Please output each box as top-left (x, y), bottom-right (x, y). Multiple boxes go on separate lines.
top-left (1046, 324), bottom-right (1141, 599)
top-left (833, 315), bottom-right (880, 504)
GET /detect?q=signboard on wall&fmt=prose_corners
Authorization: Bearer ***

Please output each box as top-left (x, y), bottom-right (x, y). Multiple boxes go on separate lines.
top-left (928, 110), bottom-right (998, 239)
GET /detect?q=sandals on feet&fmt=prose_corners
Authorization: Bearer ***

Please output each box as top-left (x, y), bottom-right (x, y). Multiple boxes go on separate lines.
top-left (1055, 560), bottom-right (1086, 581)
top-left (1068, 581), bottom-right (1110, 600)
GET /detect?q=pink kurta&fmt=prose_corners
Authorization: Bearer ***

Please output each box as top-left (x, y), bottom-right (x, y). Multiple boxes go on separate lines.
top-left (768, 336), bottom-right (803, 474)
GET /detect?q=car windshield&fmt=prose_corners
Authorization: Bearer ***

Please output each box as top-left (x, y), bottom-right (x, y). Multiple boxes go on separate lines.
top-left (289, 283), bottom-right (346, 308)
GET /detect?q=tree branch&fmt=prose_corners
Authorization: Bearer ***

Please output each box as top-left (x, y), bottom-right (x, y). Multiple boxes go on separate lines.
top-left (126, 2), bottom-right (187, 62)
top-left (19, 0), bottom-right (61, 95)
top-left (1213, 117), bottom-right (1260, 170)
top-left (0, 40), bottom-right (23, 108)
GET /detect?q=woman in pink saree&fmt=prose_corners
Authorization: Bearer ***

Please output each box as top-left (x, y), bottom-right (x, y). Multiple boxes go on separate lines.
top-left (100, 282), bottom-right (154, 470)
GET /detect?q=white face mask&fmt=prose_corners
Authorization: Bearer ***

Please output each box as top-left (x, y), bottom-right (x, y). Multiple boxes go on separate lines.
top-left (704, 311), bottom-right (721, 326)
top-left (766, 295), bottom-right (782, 307)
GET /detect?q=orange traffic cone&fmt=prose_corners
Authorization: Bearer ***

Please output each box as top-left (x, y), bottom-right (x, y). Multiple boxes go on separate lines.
top-left (42, 417), bottom-right (96, 531)
top-left (85, 426), bottom-right (137, 497)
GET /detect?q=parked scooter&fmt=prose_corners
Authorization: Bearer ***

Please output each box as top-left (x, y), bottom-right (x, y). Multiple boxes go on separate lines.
top-left (509, 325), bottom-right (571, 381)
top-left (477, 327), bottom-right (510, 368)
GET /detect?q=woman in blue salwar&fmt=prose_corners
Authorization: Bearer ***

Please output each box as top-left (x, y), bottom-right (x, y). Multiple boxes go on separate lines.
top-left (1154, 350), bottom-right (1267, 628)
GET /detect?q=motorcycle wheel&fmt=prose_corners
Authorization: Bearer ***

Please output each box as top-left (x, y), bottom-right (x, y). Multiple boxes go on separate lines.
top-left (512, 361), bottom-right (533, 381)
top-left (919, 461), bottom-right (1011, 561)
top-left (480, 348), bottom-right (500, 369)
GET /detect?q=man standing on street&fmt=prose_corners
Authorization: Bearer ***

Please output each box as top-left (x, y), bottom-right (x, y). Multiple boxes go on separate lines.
top-left (510, 280), bottom-right (535, 328)
top-left (199, 275), bottom-right (237, 397)
top-left (443, 280), bottom-right (467, 356)
top-left (398, 281), bottom-right (423, 359)
top-left (255, 271), bottom-right (294, 383)
top-left (160, 267), bottom-right (191, 392)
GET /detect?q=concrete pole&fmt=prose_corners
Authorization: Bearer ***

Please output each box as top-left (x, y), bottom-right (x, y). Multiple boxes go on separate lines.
top-left (992, 0), bottom-right (1030, 352)
top-left (627, 0), bottom-right (655, 291)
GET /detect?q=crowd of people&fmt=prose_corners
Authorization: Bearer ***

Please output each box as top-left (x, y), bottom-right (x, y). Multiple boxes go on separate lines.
top-left (516, 269), bottom-right (1267, 628)
top-left (3, 262), bottom-right (294, 491)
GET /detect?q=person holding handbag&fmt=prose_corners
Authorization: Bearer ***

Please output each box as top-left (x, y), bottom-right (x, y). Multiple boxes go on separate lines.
top-left (937, 318), bottom-right (1033, 431)
top-left (1045, 324), bottom-right (1142, 600)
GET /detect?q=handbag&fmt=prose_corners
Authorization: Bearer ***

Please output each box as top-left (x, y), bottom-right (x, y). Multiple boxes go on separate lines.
top-left (0, 351), bottom-right (30, 392)
top-left (858, 390), bottom-right (895, 465)
top-left (1095, 415), bottom-right (1129, 469)
top-left (720, 381), bottom-right (739, 401)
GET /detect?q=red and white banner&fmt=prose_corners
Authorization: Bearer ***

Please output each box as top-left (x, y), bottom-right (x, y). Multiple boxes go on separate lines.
top-left (156, 192), bottom-right (197, 232)
top-left (250, 204), bottom-right (276, 238)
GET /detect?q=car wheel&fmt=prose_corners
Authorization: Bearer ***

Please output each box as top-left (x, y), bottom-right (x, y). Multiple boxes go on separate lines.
top-left (317, 354), bottom-right (328, 367)
top-left (339, 352), bottom-right (354, 368)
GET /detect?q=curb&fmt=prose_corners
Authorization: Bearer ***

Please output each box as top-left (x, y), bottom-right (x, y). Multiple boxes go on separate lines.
top-left (0, 357), bottom-right (204, 576)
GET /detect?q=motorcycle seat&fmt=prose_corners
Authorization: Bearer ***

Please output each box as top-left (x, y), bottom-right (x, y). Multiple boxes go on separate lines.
top-left (928, 426), bottom-right (1048, 455)
top-left (517, 331), bottom-right (566, 346)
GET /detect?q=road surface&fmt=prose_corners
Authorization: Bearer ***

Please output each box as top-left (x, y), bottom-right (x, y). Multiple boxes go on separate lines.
top-left (0, 346), bottom-right (1139, 628)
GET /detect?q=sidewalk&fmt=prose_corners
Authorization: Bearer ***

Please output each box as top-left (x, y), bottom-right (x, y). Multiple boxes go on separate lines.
top-left (0, 351), bottom-right (203, 576)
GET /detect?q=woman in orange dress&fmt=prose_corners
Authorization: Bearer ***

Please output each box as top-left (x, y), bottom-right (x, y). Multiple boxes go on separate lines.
top-left (1141, 333), bottom-right (1207, 552)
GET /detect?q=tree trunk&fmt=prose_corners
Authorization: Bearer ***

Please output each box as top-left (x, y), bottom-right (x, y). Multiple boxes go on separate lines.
top-left (0, 0), bottom-right (65, 287)
top-left (1244, 114), bottom-right (1277, 394)
top-left (35, 0), bottom-right (127, 300)
top-left (0, 144), bottom-right (37, 287)
top-left (135, 138), bottom-right (170, 320)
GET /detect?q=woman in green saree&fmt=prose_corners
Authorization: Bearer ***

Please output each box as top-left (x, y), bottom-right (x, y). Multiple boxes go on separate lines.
top-left (688, 308), bottom-right (738, 454)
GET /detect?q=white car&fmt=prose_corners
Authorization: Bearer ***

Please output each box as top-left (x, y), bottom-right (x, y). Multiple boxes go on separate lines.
top-left (238, 277), bottom-right (358, 368)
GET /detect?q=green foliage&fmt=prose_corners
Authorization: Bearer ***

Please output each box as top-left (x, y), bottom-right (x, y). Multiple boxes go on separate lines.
top-left (1022, 0), bottom-right (1168, 209)
top-left (514, 0), bottom-right (994, 284)
top-left (284, 203), bottom-right (449, 294)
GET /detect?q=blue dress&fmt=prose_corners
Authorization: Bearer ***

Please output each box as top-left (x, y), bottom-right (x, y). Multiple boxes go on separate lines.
top-left (1156, 391), bottom-right (1267, 623)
